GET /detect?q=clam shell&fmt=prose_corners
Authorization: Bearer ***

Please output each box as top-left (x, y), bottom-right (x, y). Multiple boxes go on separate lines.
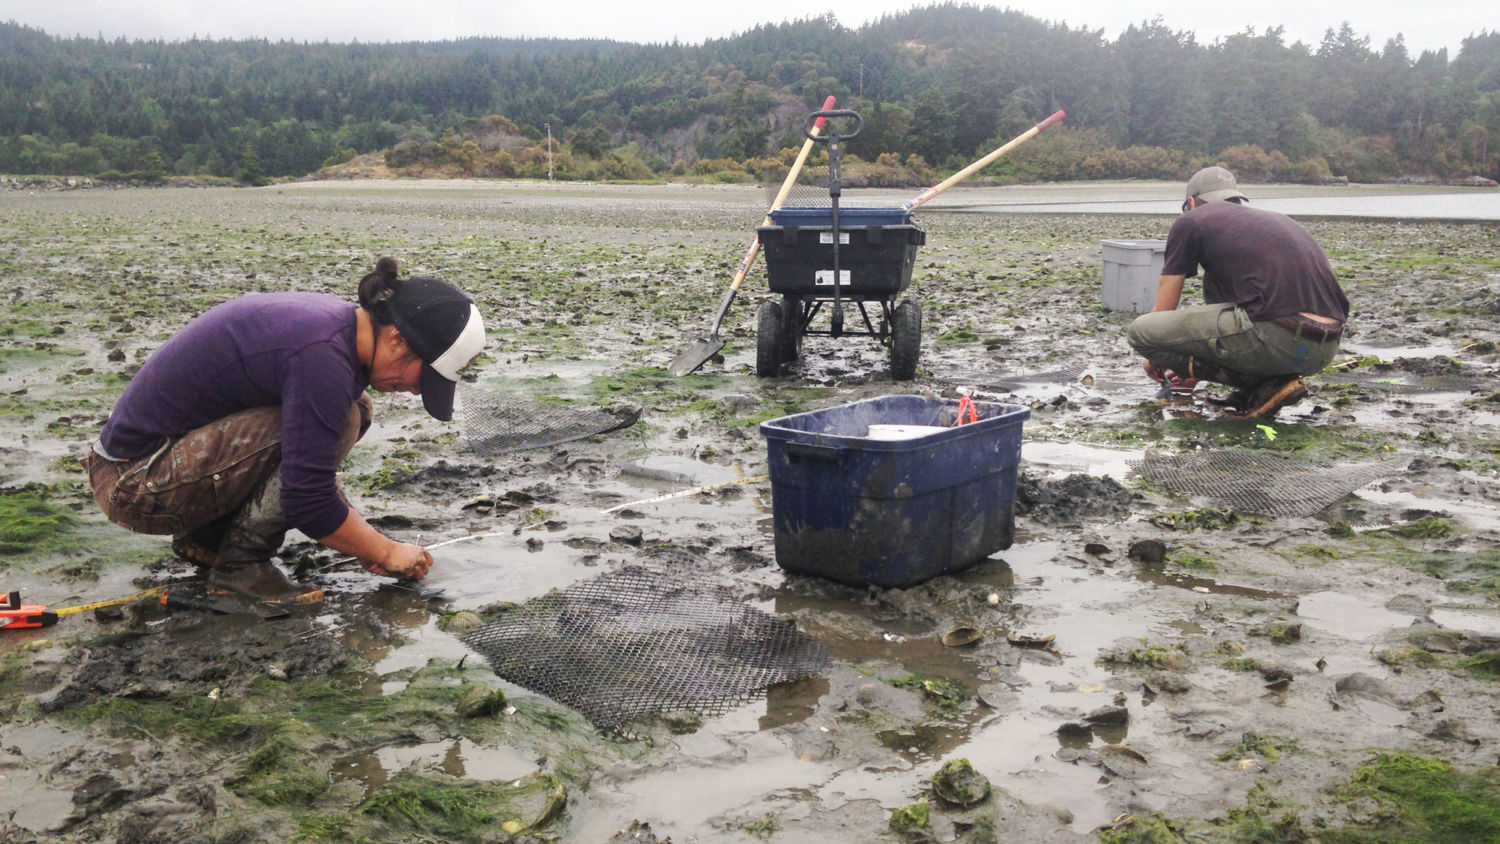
top-left (941, 626), bottom-right (984, 647)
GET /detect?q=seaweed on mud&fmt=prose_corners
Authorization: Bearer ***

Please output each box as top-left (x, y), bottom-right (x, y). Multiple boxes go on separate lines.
top-left (0, 482), bottom-right (78, 555)
top-left (1148, 508), bottom-right (1251, 531)
top-left (355, 771), bottom-right (567, 840)
top-left (1331, 753), bottom-right (1500, 841)
top-left (889, 674), bottom-right (970, 711)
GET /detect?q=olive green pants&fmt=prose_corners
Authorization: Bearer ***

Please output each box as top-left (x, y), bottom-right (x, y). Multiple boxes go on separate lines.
top-left (1126, 304), bottom-right (1341, 389)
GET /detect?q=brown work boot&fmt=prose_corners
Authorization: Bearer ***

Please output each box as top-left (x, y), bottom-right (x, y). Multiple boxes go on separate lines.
top-left (1235, 375), bottom-right (1309, 419)
top-left (171, 512), bottom-right (235, 567)
top-left (208, 551), bottom-right (324, 605)
top-left (171, 535), bottom-right (217, 567)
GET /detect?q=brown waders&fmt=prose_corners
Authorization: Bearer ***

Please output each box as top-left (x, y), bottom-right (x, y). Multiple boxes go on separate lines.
top-left (1126, 303), bottom-right (1339, 418)
top-left (82, 394), bottom-right (372, 604)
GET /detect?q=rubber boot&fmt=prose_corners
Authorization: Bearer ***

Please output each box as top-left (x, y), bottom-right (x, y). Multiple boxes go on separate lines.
top-left (171, 511), bottom-right (234, 568)
top-left (1176, 357), bottom-right (1260, 409)
top-left (1234, 375), bottom-right (1309, 419)
top-left (207, 471), bottom-right (324, 605)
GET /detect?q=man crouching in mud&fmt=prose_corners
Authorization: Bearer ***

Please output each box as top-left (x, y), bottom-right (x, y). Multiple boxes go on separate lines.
top-left (1126, 166), bottom-right (1349, 418)
top-left (80, 257), bottom-right (486, 604)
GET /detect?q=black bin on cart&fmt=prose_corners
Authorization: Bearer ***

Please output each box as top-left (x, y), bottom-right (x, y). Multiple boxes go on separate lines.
top-left (754, 206), bottom-right (927, 380)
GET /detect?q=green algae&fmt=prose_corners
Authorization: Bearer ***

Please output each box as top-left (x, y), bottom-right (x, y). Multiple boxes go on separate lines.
top-left (0, 483), bottom-right (78, 556)
top-left (1149, 508), bottom-right (1250, 531)
top-left (1214, 732), bottom-right (1300, 763)
top-left (889, 797), bottom-right (931, 833)
top-left (889, 674), bottom-right (970, 711)
top-left (1327, 753), bottom-right (1500, 842)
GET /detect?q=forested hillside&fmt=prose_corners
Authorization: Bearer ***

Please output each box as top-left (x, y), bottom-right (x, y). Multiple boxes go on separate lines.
top-left (2, 4), bottom-right (1498, 183)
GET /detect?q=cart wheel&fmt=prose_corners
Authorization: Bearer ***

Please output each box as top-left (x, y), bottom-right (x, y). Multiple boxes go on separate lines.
top-left (756, 300), bottom-right (785, 378)
top-left (890, 298), bottom-right (922, 381)
top-left (780, 294), bottom-right (804, 363)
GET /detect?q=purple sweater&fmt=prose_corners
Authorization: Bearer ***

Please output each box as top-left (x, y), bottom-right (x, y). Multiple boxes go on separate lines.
top-left (99, 292), bottom-right (368, 539)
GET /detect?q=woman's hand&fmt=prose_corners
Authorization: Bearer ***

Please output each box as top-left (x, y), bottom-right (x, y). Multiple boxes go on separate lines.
top-left (361, 541), bottom-right (434, 579)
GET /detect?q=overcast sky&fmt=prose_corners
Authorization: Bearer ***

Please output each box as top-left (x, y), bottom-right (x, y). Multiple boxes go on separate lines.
top-left (0, 1), bottom-right (1488, 57)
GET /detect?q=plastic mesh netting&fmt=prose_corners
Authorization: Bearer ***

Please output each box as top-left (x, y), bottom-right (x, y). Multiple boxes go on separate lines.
top-left (460, 565), bottom-right (830, 734)
top-left (1128, 449), bottom-right (1399, 518)
top-left (459, 383), bottom-right (640, 458)
top-left (767, 166), bottom-right (832, 208)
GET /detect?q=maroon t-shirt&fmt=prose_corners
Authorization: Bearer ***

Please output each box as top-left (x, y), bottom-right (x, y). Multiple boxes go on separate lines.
top-left (1162, 202), bottom-right (1349, 323)
top-left (99, 292), bottom-right (368, 539)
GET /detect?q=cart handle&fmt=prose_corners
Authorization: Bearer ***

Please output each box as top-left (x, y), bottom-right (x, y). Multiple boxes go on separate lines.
top-left (802, 110), bottom-right (862, 142)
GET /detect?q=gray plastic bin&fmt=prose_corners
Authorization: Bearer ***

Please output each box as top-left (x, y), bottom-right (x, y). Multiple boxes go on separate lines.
top-left (1101, 239), bottom-right (1166, 313)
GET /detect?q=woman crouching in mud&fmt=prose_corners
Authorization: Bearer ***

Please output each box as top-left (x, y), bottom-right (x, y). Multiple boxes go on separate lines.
top-left (80, 257), bottom-right (486, 604)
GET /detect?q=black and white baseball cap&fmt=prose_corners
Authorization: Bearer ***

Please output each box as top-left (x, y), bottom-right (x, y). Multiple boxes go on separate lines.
top-left (386, 277), bottom-right (485, 421)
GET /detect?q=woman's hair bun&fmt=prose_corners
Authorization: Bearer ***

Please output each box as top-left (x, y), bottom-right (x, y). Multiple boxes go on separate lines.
top-left (358, 256), bottom-right (404, 315)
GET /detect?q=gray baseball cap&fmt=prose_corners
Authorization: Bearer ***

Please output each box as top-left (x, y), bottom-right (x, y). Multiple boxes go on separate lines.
top-left (1185, 166), bottom-right (1247, 203)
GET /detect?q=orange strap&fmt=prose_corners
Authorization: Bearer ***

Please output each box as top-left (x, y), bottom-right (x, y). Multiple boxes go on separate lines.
top-left (955, 395), bottom-right (978, 426)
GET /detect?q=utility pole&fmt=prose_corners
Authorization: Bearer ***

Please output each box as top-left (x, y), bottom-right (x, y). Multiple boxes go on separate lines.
top-left (544, 123), bottom-right (554, 181)
top-left (858, 63), bottom-right (864, 99)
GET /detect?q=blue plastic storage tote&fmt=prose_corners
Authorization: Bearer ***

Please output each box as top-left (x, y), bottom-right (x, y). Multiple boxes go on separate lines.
top-left (759, 395), bottom-right (1028, 588)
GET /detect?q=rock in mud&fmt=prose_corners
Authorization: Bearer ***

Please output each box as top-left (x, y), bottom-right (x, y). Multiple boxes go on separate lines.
top-left (1084, 704), bottom-right (1129, 725)
top-left (457, 685), bottom-right (508, 718)
top-left (609, 524), bottom-right (644, 545)
top-left (609, 820), bottom-right (666, 843)
top-left (932, 758), bottom-right (991, 808)
top-left (1128, 539), bottom-right (1167, 563)
top-left (440, 610), bottom-right (485, 632)
top-left (1145, 673), bottom-right (1192, 694)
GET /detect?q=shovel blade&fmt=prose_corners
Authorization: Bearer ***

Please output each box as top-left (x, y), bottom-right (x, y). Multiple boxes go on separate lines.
top-left (667, 336), bottom-right (724, 377)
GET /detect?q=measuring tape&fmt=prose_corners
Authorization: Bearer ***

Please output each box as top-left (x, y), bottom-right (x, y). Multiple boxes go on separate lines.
top-left (1, 586), bottom-right (174, 631)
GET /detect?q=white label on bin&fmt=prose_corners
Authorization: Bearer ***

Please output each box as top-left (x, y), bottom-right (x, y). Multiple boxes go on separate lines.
top-left (814, 270), bottom-right (851, 287)
top-left (818, 232), bottom-right (851, 245)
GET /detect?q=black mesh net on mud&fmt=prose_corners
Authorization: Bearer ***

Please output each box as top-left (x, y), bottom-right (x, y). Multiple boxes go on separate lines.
top-left (459, 383), bottom-right (640, 458)
top-left (460, 565), bottom-right (830, 734)
top-left (1128, 449), bottom-right (1399, 518)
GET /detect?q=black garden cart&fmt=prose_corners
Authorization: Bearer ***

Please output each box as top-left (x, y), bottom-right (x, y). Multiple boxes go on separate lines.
top-left (753, 109), bottom-right (927, 380)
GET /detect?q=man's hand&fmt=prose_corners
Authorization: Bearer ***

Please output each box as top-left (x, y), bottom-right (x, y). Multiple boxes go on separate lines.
top-left (1144, 361), bottom-right (1199, 392)
top-left (361, 542), bottom-right (434, 580)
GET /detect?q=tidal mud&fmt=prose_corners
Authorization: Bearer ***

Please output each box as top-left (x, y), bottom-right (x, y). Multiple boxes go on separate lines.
top-left (1, 180), bottom-right (1498, 842)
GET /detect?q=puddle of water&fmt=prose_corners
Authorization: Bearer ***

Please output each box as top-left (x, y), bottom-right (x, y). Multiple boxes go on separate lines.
top-left (1430, 607), bottom-right (1500, 636)
top-left (1022, 441), bottom-right (1140, 481)
top-left (1297, 591), bottom-right (1420, 641)
top-left (566, 730), bottom-right (840, 841)
top-left (1339, 340), bottom-right (1462, 359)
top-left (1134, 563), bottom-right (1292, 600)
top-left (331, 738), bottom-right (537, 795)
top-left (1355, 487), bottom-right (1500, 528)
top-left (0, 773), bottom-right (77, 833)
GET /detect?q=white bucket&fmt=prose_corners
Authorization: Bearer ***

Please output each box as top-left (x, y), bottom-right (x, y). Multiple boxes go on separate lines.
top-left (865, 424), bottom-right (947, 441)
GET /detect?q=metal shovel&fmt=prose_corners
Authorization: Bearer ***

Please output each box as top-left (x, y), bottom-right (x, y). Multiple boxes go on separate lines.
top-left (667, 95), bottom-right (836, 376)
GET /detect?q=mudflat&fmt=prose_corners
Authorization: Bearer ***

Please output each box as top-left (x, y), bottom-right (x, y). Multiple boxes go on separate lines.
top-left (2, 180), bottom-right (1498, 842)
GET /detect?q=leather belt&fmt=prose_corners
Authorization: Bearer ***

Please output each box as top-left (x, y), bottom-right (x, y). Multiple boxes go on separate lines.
top-left (1270, 314), bottom-right (1342, 342)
